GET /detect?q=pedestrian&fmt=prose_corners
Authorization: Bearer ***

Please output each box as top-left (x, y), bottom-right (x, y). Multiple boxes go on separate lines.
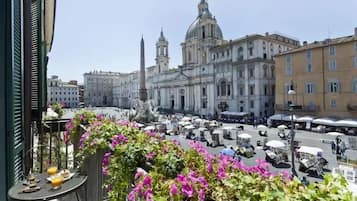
top-left (253, 119), bottom-right (257, 128)
top-left (331, 141), bottom-right (336, 154)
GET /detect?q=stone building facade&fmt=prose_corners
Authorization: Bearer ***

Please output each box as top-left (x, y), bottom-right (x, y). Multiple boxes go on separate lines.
top-left (83, 71), bottom-right (121, 107)
top-left (47, 75), bottom-right (80, 108)
top-left (275, 28), bottom-right (357, 118)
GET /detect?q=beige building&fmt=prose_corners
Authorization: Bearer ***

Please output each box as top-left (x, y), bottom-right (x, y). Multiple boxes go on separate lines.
top-left (275, 28), bottom-right (357, 118)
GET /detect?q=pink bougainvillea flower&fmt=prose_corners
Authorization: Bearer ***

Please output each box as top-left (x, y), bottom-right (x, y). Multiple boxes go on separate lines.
top-left (206, 162), bottom-right (213, 173)
top-left (111, 134), bottom-right (128, 148)
top-left (144, 188), bottom-right (153, 201)
top-left (177, 174), bottom-right (187, 185)
top-left (96, 114), bottom-right (104, 120)
top-left (217, 167), bottom-right (227, 180)
top-left (146, 152), bottom-right (157, 160)
top-left (170, 183), bottom-right (179, 196)
top-left (102, 152), bottom-right (111, 167)
top-left (142, 176), bottom-right (152, 187)
top-left (127, 191), bottom-right (136, 201)
top-left (172, 139), bottom-right (180, 145)
top-left (198, 189), bottom-right (205, 201)
top-left (181, 183), bottom-right (194, 198)
top-left (102, 167), bottom-right (108, 176)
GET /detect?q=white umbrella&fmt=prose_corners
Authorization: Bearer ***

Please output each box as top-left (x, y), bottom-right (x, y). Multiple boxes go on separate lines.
top-left (257, 125), bottom-right (268, 130)
top-left (144, 126), bottom-right (155, 131)
top-left (278, 125), bottom-right (287, 130)
top-left (181, 117), bottom-right (191, 122)
top-left (297, 146), bottom-right (323, 156)
top-left (184, 125), bottom-right (195, 130)
top-left (238, 133), bottom-right (252, 139)
top-left (266, 140), bottom-right (286, 148)
top-left (326, 132), bottom-right (345, 136)
top-left (198, 127), bottom-right (208, 132)
top-left (195, 118), bottom-right (203, 123)
top-left (136, 123), bottom-right (145, 128)
top-left (222, 126), bottom-right (235, 130)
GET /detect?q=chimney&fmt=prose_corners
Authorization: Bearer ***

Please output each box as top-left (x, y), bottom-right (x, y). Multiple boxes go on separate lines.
top-left (303, 41), bottom-right (308, 46)
top-left (355, 27), bottom-right (357, 36)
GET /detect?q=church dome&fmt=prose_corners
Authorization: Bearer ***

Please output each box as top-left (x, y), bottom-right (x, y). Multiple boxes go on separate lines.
top-left (185, 0), bottom-right (223, 41)
top-left (185, 18), bottom-right (223, 40)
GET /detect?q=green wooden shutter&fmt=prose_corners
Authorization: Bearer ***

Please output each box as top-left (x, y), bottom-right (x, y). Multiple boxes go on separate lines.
top-left (31, 0), bottom-right (40, 116)
top-left (7, 0), bottom-right (25, 187)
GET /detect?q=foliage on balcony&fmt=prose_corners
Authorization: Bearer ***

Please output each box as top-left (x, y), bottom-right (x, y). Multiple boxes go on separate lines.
top-left (52, 102), bottom-right (64, 118)
top-left (66, 110), bottom-right (354, 201)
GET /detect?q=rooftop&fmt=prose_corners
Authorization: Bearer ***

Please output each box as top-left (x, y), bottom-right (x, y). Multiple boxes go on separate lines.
top-left (276, 35), bottom-right (357, 56)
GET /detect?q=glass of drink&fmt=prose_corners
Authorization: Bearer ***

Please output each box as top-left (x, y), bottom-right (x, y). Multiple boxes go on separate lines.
top-left (51, 176), bottom-right (64, 190)
top-left (47, 166), bottom-right (58, 176)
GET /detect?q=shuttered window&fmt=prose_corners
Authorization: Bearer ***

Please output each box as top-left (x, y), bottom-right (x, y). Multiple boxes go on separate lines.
top-left (31, 0), bottom-right (40, 112)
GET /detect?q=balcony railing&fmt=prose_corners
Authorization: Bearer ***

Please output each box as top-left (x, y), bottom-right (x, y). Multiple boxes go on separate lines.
top-left (275, 104), bottom-right (320, 112)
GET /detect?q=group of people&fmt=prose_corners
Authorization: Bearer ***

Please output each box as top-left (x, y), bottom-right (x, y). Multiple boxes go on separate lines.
top-left (331, 136), bottom-right (347, 157)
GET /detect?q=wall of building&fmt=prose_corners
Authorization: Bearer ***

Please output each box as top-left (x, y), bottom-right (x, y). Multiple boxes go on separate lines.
top-left (275, 37), bottom-right (357, 118)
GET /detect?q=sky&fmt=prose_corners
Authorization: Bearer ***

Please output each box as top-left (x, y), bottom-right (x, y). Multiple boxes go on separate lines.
top-left (48, 0), bottom-right (357, 83)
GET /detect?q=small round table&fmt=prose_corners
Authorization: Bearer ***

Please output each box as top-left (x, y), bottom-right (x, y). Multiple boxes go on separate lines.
top-left (8, 173), bottom-right (87, 201)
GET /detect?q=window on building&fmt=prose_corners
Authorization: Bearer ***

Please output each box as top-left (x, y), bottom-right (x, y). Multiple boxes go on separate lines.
top-left (328, 60), bottom-right (336, 71)
top-left (188, 51), bottom-right (192, 62)
top-left (264, 85), bottom-right (268, 96)
top-left (305, 82), bottom-right (315, 94)
top-left (285, 83), bottom-right (293, 94)
top-left (239, 70), bottom-right (244, 78)
top-left (50, 98), bottom-right (53, 101)
top-left (227, 50), bottom-right (230, 57)
top-left (202, 87), bottom-right (206, 96)
top-left (248, 47), bottom-right (253, 56)
top-left (263, 66), bottom-right (268, 78)
top-left (271, 66), bottom-right (275, 78)
top-left (285, 65), bottom-right (292, 75)
top-left (227, 84), bottom-right (231, 96)
top-left (355, 43), bottom-right (357, 52)
top-left (328, 80), bottom-right (339, 93)
top-left (239, 86), bottom-right (244, 96)
top-left (306, 50), bottom-right (312, 60)
top-left (272, 85), bottom-right (275, 96)
top-left (249, 85), bottom-right (255, 95)
top-left (202, 99), bottom-right (207, 109)
top-left (306, 63), bottom-right (313, 72)
top-left (237, 47), bottom-right (244, 60)
top-left (353, 78), bottom-right (357, 93)
top-left (59, 92), bottom-right (61, 95)
top-left (220, 80), bottom-right (227, 96)
top-left (249, 68), bottom-right (254, 78)
top-left (329, 46), bottom-right (336, 56)
top-left (217, 85), bottom-right (220, 96)
top-left (285, 55), bottom-right (291, 63)
top-left (250, 100), bottom-right (254, 109)
top-left (330, 99), bottom-right (337, 108)
top-left (55, 98), bottom-right (57, 101)
top-left (202, 25), bottom-right (206, 39)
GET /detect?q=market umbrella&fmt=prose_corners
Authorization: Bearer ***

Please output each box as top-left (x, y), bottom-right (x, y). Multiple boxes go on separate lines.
top-left (144, 126), bottom-right (155, 131)
top-left (237, 133), bottom-right (252, 139)
top-left (184, 125), bottom-right (195, 130)
top-left (266, 140), bottom-right (286, 148)
top-left (278, 125), bottom-right (288, 130)
top-left (257, 125), bottom-right (268, 130)
top-left (326, 132), bottom-right (345, 136)
top-left (198, 127), bottom-right (208, 132)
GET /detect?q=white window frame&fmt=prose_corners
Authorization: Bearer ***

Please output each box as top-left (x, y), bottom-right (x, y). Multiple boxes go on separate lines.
top-left (328, 80), bottom-right (339, 93)
top-left (328, 60), bottom-right (336, 71)
top-left (329, 46), bottom-right (336, 56)
top-left (305, 82), bottom-right (315, 94)
top-left (306, 63), bottom-right (312, 72)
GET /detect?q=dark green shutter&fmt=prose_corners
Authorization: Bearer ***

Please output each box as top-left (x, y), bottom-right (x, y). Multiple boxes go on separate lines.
top-left (6, 0), bottom-right (25, 189)
top-left (31, 0), bottom-right (40, 115)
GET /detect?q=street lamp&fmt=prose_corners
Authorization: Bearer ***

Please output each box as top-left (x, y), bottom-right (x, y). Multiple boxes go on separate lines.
top-left (288, 89), bottom-right (298, 177)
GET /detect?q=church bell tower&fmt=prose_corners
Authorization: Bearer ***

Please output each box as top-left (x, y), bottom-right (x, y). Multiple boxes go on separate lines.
top-left (155, 28), bottom-right (169, 73)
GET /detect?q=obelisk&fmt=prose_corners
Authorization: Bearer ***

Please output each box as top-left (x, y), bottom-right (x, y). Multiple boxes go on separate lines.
top-left (139, 36), bottom-right (148, 102)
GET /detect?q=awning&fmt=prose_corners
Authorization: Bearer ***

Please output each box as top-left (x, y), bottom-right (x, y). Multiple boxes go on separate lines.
top-left (312, 118), bottom-right (338, 126)
top-left (282, 115), bottom-right (299, 121)
top-left (268, 114), bottom-right (287, 121)
top-left (296, 116), bottom-right (316, 123)
top-left (335, 119), bottom-right (357, 128)
top-left (297, 146), bottom-right (323, 156)
top-left (221, 111), bottom-right (249, 116)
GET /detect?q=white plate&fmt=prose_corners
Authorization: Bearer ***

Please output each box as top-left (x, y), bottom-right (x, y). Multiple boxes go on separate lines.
top-left (46, 171), bottom-right (75, 182)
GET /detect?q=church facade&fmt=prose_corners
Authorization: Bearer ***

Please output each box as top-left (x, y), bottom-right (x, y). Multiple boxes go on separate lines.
top-left (113, 0), bottom-right (300, 119)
